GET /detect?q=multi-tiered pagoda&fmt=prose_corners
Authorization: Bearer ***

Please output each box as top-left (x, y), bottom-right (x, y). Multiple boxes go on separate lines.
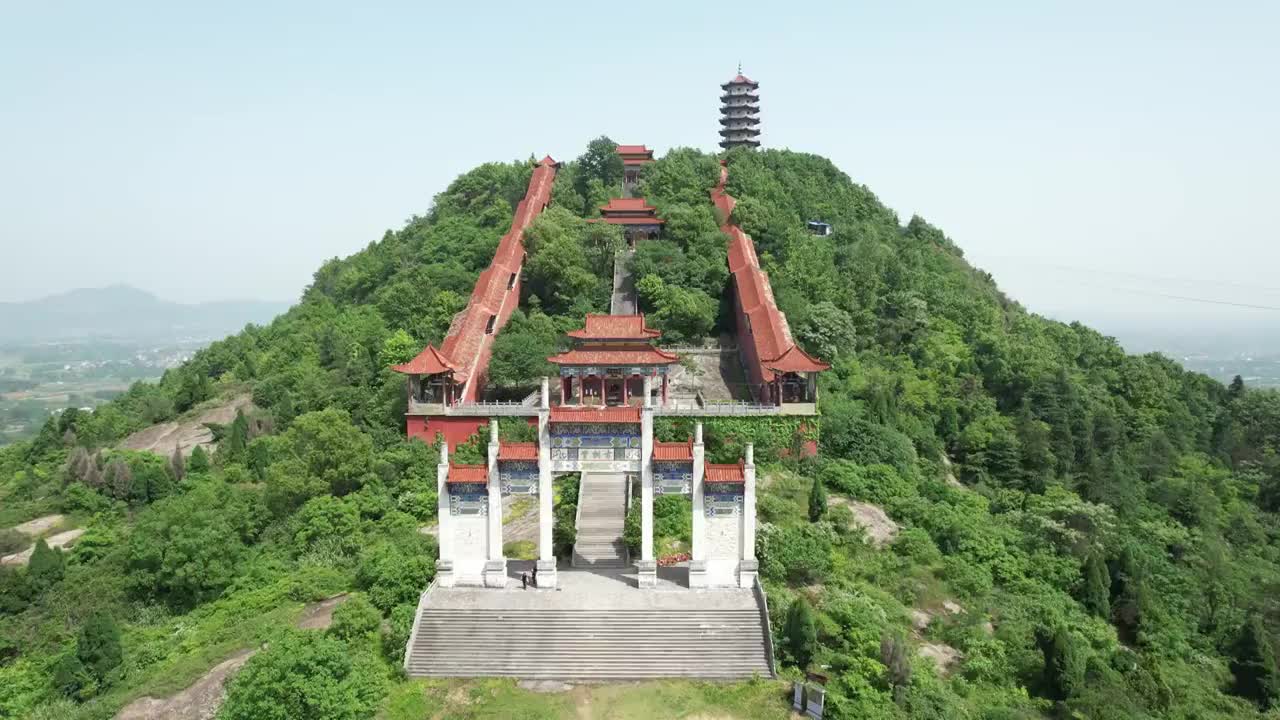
top-left (719, 69), bottom-right (760, 150)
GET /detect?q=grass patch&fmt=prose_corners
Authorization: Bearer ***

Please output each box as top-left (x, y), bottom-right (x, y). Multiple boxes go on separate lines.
top-left (379, 678), bottom-right (793, 720)
top-left (503, 539), bottom-right (537, 560)
top-left (503, 496), bottom-right (536, 523)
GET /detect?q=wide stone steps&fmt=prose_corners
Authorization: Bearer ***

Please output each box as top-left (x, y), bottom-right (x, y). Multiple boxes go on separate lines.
top-left (573, 473), bottom-right (628, 570)
top-left (407, 609), bottom-right (771, 679)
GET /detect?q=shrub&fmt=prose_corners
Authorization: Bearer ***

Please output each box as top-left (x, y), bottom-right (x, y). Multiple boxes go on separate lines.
top-left (220, 630), bottom-right (385, 720)
top-left (356, 542), bottom-right (434, 614)
top-left (757, 523), bottom-right (833, 584)
top-left (329, 594), bottom-right (381, 641)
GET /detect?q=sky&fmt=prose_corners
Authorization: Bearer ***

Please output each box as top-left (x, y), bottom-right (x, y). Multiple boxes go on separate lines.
top-left (2, 1), bottom-right (1278, 341)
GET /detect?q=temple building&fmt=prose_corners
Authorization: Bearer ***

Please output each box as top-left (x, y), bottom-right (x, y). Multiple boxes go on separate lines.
top-left (720, 69), bottom-right (761, 150)
top-left (548, 314), bottom-right (677, 407)
top-left (616, 144), bottom-right (655, 197)
top-left (592, 197), bottom-right (664, 248)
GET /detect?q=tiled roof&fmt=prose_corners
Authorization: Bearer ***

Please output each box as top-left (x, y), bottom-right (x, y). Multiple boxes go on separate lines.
top-left (712, 161), bottom-right (830, 385)
top-left (547, 346), bottom-right (679, 366)
top-left (567, 314), bottom-right (661, 340)
top-left (653, 441), bottom-right (693, 461)
top-left (548, 406), bottom-right (642, 424)
top-left (401, 156), bottom-right (557, 402)
top-left (498, 442), bottom-right (538, 461)
top-left (615, 144), bottom-right (653, 156)
top-left (590, 216), bottom-right (666, 226)
top-left (600, 197), bottom-right (658, 214)
top-left (705, 462), bottom-right (745, 482)
top-left (392, 344), bottom-right (460, 377)
top-left (721, 73), bottom-right (758, 88)
top-left (447, 464), bottom-right (488, 483)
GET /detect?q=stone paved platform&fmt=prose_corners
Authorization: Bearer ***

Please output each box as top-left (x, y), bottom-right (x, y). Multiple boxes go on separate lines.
top-left (429, 566), bottom-right (755, 612)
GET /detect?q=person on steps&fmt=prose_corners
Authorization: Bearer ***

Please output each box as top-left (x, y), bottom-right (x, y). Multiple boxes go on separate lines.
top-left (521, 572), bottom-right (528, 590)
top-left (531, 565), bottom-right (538, 588)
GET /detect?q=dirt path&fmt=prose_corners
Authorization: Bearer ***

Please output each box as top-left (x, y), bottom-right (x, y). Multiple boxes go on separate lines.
top-left (830, 496), bottom-right (899, 548)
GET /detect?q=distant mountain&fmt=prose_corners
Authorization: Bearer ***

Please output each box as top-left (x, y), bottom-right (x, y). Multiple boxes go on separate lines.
top-left (0, 285), bottom-right (289, 342)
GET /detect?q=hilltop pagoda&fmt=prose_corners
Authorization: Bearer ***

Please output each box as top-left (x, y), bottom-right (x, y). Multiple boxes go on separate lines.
top-left (719, 69), bottom-right (761, 150)
top-left (548, 314), bottom-right (677, 407)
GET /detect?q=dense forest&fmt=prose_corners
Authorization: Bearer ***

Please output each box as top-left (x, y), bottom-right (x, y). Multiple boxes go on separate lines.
top-left (2, 137), bottom-right (1279, 719)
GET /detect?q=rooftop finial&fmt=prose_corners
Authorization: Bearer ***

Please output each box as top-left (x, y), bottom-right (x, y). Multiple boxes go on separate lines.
top-left (737, 61), bottom-right (742, 74)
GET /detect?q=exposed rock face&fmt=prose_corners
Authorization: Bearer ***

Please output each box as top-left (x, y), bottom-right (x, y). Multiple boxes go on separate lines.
top-left (294, 593), bottom-right (349, 630)
top-left (831, 497), bottom-right (900, 548)
top-left (119, 394), bottom-right (253, 457)
top-left (10, 514), bottom-right (65, 536)
top-left (1, 528), bottom-right (85, 566)
top-left (917, 641), bottom-right (962, 675)
top-left (115, 649), bottom-right (255, 720)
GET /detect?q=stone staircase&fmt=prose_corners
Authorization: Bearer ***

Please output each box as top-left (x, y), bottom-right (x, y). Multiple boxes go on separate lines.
top-left (405, 607), bottom-right (771, 679)
top-left (572, 472), bottom-right (629, 569)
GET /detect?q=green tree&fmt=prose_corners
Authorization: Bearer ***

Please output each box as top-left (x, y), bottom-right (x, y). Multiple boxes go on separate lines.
top-left (379, 329), bottom-right (418, 368)
top-left (1080, 551), bottom-right (1111, 618)
top-left (1038, 625), bottom-right (1086, 703)
top-left (188, 444), bottom-right (210, 474)
top-left (219, 631), bottom-right (384, 720)
top-left (797, 301), bottom-right (855, 360)
top-left (808, 473), bottom-right (827, 522)
top-left (785, 597), bottom-right (818, 671)
top-left (27, 539), bottom-right (64, 591)
top-left (1230, 615), bottom-right (1279, 709)
top-left (76, 610), bottom-right (123, 687)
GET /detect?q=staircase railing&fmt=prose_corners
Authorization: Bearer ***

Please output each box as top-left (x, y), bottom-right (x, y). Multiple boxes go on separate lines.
top-left (752, 576), bottom-right (777, 678)
top-left (402, 576), bottom-right (438, 673)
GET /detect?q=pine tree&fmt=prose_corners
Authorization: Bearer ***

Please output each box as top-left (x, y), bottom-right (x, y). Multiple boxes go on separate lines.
top-left (1111, 546), bottom-right (1149, 645)
top-left (76, 610), bottom-right (123, 686)
top-left (189, 445), bottom-right (210, 474)
top-left (224, 410), bottom-right (249, 460)
top-left (28, 538), bottom-right (65, 591)
top-left (785, 597), bottom-right (817, 671)
top-left (170, 445), bottom-right (186, 482)
top-left (880, 632), bottom-right (912, 702)
top-left (1038, 624), bottom-right (1086, 703)
top-left (105, 459), bottom-right (133, 501)
top-left (1230, 615), bottom-right (1279, 710)
top-left (66, 446), bottom-right (91, 484)
top-left (1080, 550), bottom-right (1111, 618)
top-left (808, 474), bottom-right (827, 522)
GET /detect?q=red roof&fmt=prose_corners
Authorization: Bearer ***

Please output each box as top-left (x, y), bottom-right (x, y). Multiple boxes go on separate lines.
top-left (712, 162), bottom-right (830, 386)
top-left (392, 344), bottom-right (460, 377)
top-left (549, 406), bottom-right (641, 424)
top-left (705, 462), bottom-right (745, 482)
top-left (590, 216), bottom-right (666, 226)
top-left (600, 197), bottom-right (657, 214)
top-left (448, 464), bottom-right (488, 483)
top-left (653, 441), bottom-right (693, 461)
top-left (498, 442), bottom-right (538, 461)
top-left (568, 314), bottom-right (661, 340)
top-left (547, 346), bottom-right (679, 366)
top-left (721, 74), bottom-right (758, 88)
top-left (408, 156), bottom-right (557, 402)
top-left (764, 344), bottom-right (830, 374)
top-left (616, 144), bottom-right (652, 156)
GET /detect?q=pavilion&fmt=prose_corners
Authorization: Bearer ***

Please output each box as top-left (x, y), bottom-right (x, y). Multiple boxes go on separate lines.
top-left (547, 314), bottom-right (677, 407)
top-left (592, 197), bottom-right (664, 248)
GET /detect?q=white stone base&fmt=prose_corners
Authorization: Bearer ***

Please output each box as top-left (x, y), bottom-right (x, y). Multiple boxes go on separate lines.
top-left (483, 559), bottom-right (507, 588)
top-left (737, 559), bottom-right (759, 589)
top-left (688, 560), bottom-right (709, 588)
top-left (435, 559), bottom-right (455, 588)
top-left (535, 559), bottom-right (558, 589)
top-left (636, 559), bottom-right (657, 588)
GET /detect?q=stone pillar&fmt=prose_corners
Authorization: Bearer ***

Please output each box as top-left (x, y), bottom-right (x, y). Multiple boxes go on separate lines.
top-left (739, 443), bottom-right (759, 588)
top-left (536, 377), bottom-right (557, 588)
top-left (689, 422), bottom-right (708, 588)
top-left (435, 441), bottom-right (455, 587)
top-left (483, 420), bottom-right (506, 588)
top-left (637, 375), bottom-right (657, 587)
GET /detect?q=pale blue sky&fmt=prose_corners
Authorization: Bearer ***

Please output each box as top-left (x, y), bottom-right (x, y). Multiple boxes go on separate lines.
top-left (2, 1), bottom-right (1277, 335)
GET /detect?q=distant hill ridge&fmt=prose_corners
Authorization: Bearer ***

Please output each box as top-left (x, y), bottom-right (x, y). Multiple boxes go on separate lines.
top-left (0, 285), bottom-right (288, 342)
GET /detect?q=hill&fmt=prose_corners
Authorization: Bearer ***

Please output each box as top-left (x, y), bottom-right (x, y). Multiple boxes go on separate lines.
top-left (0, 285), bottom-right (288, 342)
top-left (1, 139), bottom-right (1279, 719)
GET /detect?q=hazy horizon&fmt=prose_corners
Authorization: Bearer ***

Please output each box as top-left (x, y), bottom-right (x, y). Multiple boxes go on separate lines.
top-left (3, 2), bottom-right (1278, 337)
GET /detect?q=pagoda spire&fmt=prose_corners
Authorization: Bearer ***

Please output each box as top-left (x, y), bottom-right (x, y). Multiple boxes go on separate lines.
top-left (719, 69), bottom-right (760, 150)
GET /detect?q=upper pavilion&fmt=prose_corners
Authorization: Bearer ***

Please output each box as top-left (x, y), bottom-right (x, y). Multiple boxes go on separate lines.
top-left (719, 69), bottom-right (761, 150)
top-left (593, 197), bottom-right (664, 248)
top-left (548, 314), bottom-right (678, 407)
top-left (616, 144), bottom-right (655, 197)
